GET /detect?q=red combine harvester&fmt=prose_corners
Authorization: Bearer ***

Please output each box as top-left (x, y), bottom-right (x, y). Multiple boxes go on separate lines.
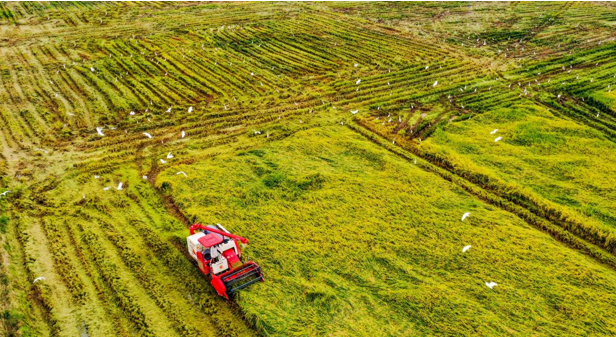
top-left (187, 223), bottom-right (264, 299)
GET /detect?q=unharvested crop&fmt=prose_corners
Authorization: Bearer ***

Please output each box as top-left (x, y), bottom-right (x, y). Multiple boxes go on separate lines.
top-left (1, 2), bottom-right (616, 337)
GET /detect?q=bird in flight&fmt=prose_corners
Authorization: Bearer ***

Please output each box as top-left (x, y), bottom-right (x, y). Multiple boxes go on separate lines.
top-left (143, 132), bottom-right (152, 139)
top-left (494, 136), bottom-right (502, 142)
top-left (177, 171), bottom-right (187, 177)
top-left (490, 129), bottom-right (498, 134)
top-left (167, 152), bottom-right (174, 159)
top-left (96, 127), bottom-right (105, 136)
top-left (462, 245), bottom-right (471, 253)
top-left (461, 212), bottom-right (471, 221)
top-left (485, 282), bottom-right (498, 289)
top-left (33, 276), bottom-right (46, 283)
top-left (116, 182), bottom-right (123, 190)
top-left (433, 80), bottom-right (438, 87)
top-left (351, 110), bottom-right (359, 114)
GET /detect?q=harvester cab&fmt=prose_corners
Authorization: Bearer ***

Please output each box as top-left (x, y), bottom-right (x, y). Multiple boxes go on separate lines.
top-left (187, 223), bottom-right (264, 300)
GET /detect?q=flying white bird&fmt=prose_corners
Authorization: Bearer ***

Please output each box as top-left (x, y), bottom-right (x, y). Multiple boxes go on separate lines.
top-left (143, 132), bottom-right (152, 139)
top-left (177, 171), bottom-right (187, 177)
top-left (351, 110), bottom-right (359, 114)
top-left (160, 159), bottom-right (166, 164)
top-left (116, 182), bottom-right (123, 190)
top-left (90, 67), bottom-right (95, 72)
top-left (166, 107), bottom-right (172, 113)
top-left (490, 129), bottom-right (498, 134)
top-left (142, 175), bottom-right (148, 180)
top-left (485, 282), bottom-right (498, 289)
top-left (425, 65), bottom-right (429, 70)
top-left (103, 187), bottom-right (111, 191)
top-left (354, 63), bottom-right (358, 67)
top-left (188, 106), bottom-right (193, 113)
top-left (494, 136), bottom-right (502, 142)
top-left (130, 111), bottom-right (135, 115)
top-left (0, 190), bottom-right (11, 197)
top-left (462, 245), bottom-right (472, 253)
top-left (94, 175), bottom-right (100, 179)
top-left (33, 276), bottom-right (46, 283)
top-left (461, 212), bottom-right (471, 221)
top-left (167, 152), bottom-right (173, 159)
top-left (356, 79), bottom-right (361, 85)
top-left (181, 131), bottom-right (185, 138)
top-left (96, 127), bottom-right (105, 136)
top-left (433, 80), bottom-right (438, 87)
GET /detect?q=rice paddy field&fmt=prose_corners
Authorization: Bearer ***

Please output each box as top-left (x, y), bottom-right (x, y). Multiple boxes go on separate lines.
top-left (1, 2), bottom-right (616, 337)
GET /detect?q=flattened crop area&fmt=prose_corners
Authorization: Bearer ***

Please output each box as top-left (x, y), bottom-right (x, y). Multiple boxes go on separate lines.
top-left (157, 126), bottom-right (616, 336)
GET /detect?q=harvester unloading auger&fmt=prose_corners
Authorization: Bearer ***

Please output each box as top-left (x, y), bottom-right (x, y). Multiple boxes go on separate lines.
top-left (187, 223), bottom-right (264, 299)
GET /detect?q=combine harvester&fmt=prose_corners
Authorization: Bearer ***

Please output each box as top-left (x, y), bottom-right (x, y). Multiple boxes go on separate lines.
top-left (187, 224), bottom-right (264, 299)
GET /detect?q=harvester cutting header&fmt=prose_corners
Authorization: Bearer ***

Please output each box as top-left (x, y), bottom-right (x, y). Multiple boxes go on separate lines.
top-left (187, 224), bottom-right (264, 299)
